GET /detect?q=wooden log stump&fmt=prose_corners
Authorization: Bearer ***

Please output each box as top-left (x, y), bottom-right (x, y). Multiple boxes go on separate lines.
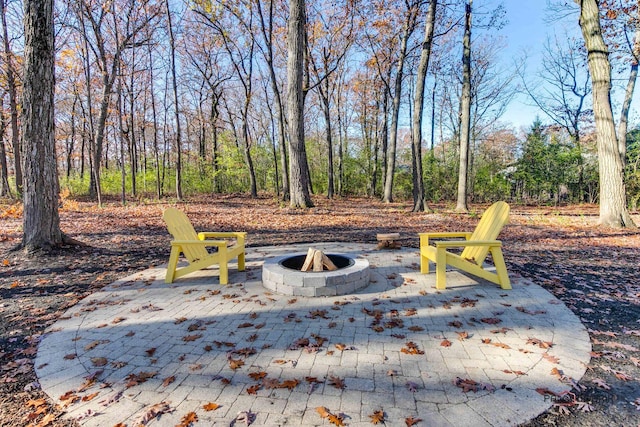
top-left (376, 233), bottom-right (401, 249)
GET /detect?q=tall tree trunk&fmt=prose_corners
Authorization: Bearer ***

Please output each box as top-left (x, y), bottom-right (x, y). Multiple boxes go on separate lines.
top-left (411, 0), bottom-right (437, 212)
top-left (242, 96), bottom-right (258, 197)
top-left (287, 0), bottom-right (313, 208)
top-left (66, 93), bottom-right (78, 179)
top-left (456, 0), bottom-right (472, 213)
top-left (319, 78), bottom-right (334, 198)
top-left (166, 0), bottom-right (182, 200)
top-left (117, 67), bottom-right (127, 205)
top-left (576, 0), bottom-right (636, 228)
top-left (147, 37), bottom-right (162, 199)
top-left (240, 36), bottom-right (258, 198)
top-left (0, 102), bottom-right (11, 197)
top-left (210, 92), bottom-right (221, 193)
top-left (0, 0), bottom-right (22, 196)
top-left (256, 0), bottom-right (290, 201)
top-left (336, 83), bottom-right (345, 196)
top-left (383, 6), bottom-right (416, 203)
top-left (128, 48), bottom-right (137, 197)
top-left (21, 0), bottom-right (64, 251)
top-left (617, 18), bottom-right (640, 167)
top-left (370, 97), bottom-right (380, 197)
top-left (617, 61), bottom-right (636, 166)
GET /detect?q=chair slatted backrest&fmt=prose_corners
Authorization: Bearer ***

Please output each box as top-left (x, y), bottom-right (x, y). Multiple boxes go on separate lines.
top-left (163, 208), bottom-right (209, 262)
top-left (460, 201), bottom-right (510, 265)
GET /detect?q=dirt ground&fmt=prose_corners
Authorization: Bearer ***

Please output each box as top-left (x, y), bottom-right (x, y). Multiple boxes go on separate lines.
top-left (1, 195), bottom-right (640, 426)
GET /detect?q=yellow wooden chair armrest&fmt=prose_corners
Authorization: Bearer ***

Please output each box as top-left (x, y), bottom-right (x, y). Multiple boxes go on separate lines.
top-left (198, 231), bottom-right (247, 240)
top-left (170, 240), bottom-right (228, 248)
top-left (434, 240), bottom-right (502, 248)
top-left (420, 232), bottom-right (472, 247)
top-left (419, 232), bottom-right (473, 239)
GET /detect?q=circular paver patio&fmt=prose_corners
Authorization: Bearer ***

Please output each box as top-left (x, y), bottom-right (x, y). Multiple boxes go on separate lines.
top-left (35, 243), bottom-right (590, 426)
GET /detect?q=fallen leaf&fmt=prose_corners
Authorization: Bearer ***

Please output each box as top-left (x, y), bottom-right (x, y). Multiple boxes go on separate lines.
top-left (328, 413), bottom-right (345, 426)
top-left (91, 357), bottom-right (109, 367)
top-left (247, 384), bottom-right (261, 395)
top-left (229, 358), bottom-right (245, 370)
top-left (401, 341), bottom-right (424, 355)
top-left (203, 402), bottom-right (220, 411)
top-left (182, 334), bottom-right (203, 342)
top-left (456, 331), bottom-right (469, 341)
top-left (527, 337), bottom-right (553, 349)
top-left (328, 375), bottom-right (346, 389)
top-left (369, 409), bottom-right (385, 424)
top-left (440, 339), bottom-right (452, 347)
top-left (249, 371), bottom-right (267, 380)
top-left (542, 353), bottom-right (560, 364)
top-left (279, 379), bottom-right (300, 390)
top-left (406, 381), bottom-right (420, 392)
top-left (135, 401), bottom-right (173, 425)
top-left (405, 416), bottom-right (422, 426)
top-left (316, 406), bottom-right (331, 418)
top-left (162, 376), bottom-right (175, 387)
top-left (550, 367), bottom-right (564, 379)
top-left (81, 392), bottom-right (100, 402)
top-left (177, 411), bottom-right (198, 427)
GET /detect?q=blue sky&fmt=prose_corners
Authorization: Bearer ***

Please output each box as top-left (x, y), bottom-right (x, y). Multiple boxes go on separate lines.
top-left (496, 1), bottom-right (640, 132)
top-left (498, 1), bottom-right (571, 130)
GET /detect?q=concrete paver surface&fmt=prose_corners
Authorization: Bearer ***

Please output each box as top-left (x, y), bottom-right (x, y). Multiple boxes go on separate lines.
top-left (35, 243), bottom-right (591, 426)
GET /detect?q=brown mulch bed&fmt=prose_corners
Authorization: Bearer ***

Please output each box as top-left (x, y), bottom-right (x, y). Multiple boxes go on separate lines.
top-left (1, 195), bottom-right (640, 426)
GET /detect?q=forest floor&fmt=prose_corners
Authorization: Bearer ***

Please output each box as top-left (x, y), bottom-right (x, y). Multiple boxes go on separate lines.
top-left (1, 195), bottom-right (640, 427)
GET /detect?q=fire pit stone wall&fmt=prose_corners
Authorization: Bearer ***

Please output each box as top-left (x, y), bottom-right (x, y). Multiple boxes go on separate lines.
top-left (262, 252), bottom-right (370, 297)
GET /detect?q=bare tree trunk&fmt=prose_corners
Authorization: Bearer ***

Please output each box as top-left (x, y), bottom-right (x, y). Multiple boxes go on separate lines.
top-left (66, 93), bottom-right (78, 179)
top-left (117, 66), bottom-right (127, 205)
top-left (21, 0), bottom-right (64, 251)
top-left (209, 92), bottom-right (221, 193)
top-left (336, 82), bottom-right (345, 196)
top-left (128, 47), bottom-right (138, 197)
top-left (617, 62), bottom-right (636, 166)
top-left (456, 0), bottom-right (472, 213)
top-left (256, 0), bottom-right (290, 201)
top-left (319, 78), bottom-right (335, 198)
top-left (0, 102), bottom-right (11, 197)
top-left (576, 0), bottom-right (636, 228)
top-left (0, 0), bottom-right (22, 196)
top-left (370, 97), bottom-right (380, 197)
top-left (617, 19), bottom-right (640, 167)
top-left (287, 0), bottom-right (313, 208)
top-left (383, 5), bottom-right (417, 203)
top-left (165, 0), bottom-right (182, 200)
top-left (147, 38), bottom-right (162, 200)
top-left (411, 0), bottom-right (437, 212)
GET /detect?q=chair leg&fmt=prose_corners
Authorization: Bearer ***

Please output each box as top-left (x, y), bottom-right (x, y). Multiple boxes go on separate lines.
top-left (238, 252), bottom-right (245, 271)
top-left (490, 247), bottom-right (511, 290)
top-left (420, 252), bottom-right (430, 274)
top-left (435, 248), bottom-right (447, 290)
top-left (165, 247), bottom-right (180, 284)
top-left (219, 261), bottom-right (229, 285)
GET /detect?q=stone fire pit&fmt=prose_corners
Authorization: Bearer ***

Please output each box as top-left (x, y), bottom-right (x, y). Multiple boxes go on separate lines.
top-left (261, 251), bottom-right (370, 297)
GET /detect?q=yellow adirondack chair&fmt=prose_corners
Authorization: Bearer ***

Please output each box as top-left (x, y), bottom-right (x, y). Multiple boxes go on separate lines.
top-left (162, 208), bottom-right (246, 285)
top-left (419, 201), bottom-right (511, 290)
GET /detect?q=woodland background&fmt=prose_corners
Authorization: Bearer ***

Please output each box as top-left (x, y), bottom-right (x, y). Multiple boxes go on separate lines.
top-left (1, 0), bottom-right (640, 210)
